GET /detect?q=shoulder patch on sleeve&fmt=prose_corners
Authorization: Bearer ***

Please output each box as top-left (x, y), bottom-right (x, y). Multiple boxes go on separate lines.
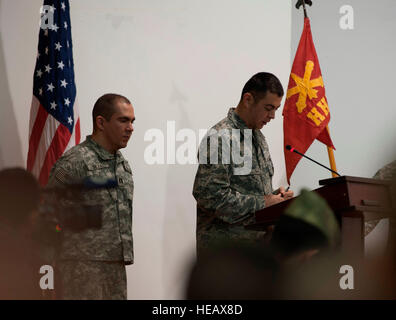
top-left (54, 167), bottom-right (73, 184)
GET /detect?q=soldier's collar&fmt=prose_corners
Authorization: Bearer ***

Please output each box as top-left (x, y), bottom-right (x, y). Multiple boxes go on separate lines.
top-left (86, 135), bottom-right (124, 161)
top-left (228, 108), bottom-right (249, 130)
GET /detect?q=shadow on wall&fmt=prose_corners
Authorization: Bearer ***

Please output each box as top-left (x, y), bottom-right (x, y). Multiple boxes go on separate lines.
top-left (0, 2), bottom-right (24, 169)
top-left (162, 82), bottom-right (197, 299)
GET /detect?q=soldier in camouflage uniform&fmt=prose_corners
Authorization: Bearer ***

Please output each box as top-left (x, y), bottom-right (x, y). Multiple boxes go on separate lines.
top-left (365, 160), bottom-right (396, 236)
top-left (193, 73), bottom-right (294, 254)
top-left (47, 93), bottom-right (135, 299)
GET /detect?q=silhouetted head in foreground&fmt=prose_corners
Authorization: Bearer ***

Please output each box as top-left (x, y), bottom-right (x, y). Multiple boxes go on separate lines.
top-left (0, 167), bottom-right (40, 229)
top-left (270, 189), bottom-right (340, 265)
top-left (0, 168), bottom-right (43, 299)
top-left (186, 241), bottom-right (279, 299)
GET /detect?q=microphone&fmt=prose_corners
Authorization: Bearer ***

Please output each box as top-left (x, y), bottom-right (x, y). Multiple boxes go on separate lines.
top-left (286, 145), bottom-right (341, 177)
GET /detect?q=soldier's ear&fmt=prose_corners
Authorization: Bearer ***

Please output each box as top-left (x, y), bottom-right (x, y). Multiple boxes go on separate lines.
top-left (242, 92), bottom-right (254, 108)
top-left (96, 116), bottom-right (106, 131)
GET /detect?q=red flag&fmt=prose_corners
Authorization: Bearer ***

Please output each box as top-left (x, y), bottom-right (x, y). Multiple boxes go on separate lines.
top-left (283, 17), bottom-right (335, 184)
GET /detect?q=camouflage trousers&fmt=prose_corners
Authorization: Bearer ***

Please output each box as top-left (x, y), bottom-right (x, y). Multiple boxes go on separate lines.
top-left (197, 224), bottom-right (267, 256)
top-left (58, 260), bottom-right (127, 300)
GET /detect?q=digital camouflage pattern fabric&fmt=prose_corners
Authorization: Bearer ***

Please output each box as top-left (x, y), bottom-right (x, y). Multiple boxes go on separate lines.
top-left (47, 135), bottom-right (134, 263)
top-left (193, 108), bottom-right (274, 252)
top-left (58, 260), bottom-right (127, 300)
top-left (47, 135), bottom-right (133, 299)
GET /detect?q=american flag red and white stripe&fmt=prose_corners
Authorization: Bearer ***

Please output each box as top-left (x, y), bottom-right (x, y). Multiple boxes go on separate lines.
top-left (27, 0), bottom-right (80, 186)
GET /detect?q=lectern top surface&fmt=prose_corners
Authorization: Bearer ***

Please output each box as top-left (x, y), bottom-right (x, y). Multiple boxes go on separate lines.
top-left (319, 175), bottom-right (392, 186)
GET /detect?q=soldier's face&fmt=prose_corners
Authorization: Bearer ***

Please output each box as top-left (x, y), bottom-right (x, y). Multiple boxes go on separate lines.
top-left (103, 102), bottom-right (135, 151)
top-left (249, 92), bottom-right (282, 129)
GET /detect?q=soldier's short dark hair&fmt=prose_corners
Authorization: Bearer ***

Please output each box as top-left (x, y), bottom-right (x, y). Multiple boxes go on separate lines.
top-left (240, 72), bottom-right (284, 102)
top-left (0, 168), bottom-right (40, 227)
top-left (92, 93), bottom-right (131, 131)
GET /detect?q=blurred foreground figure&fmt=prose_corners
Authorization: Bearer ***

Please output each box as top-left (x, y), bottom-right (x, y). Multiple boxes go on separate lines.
top-left (269, 189), bottom-right (344, 299)
top-left (270, 189), bottom-right (341, 265)
top-left (274, 188), bottom-right (396, 299)
top-left (185, 241), bottom-right (279, 299)
top-left (0, 168), bottom-right (43, 299)
top-left (187, 187), bottom-right (396, 299)
top-left (186, 190), bottom-right (340, 299)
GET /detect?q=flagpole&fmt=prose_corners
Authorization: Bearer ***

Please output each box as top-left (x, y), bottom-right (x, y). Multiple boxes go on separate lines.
top-left (326, 126), bottom-right (338, 178)
top-left (301, 0), bottom-right (308, 19)
top-left (299, 0), bottom-right (339, 178)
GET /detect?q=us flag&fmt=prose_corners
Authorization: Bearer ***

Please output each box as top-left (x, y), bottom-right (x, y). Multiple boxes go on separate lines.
top-left (27, 0), bottom-right (80, 186)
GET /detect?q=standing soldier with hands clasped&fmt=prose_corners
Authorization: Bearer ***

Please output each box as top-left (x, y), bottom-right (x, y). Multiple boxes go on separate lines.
top-left (47, 93), bottom-right (135, 299)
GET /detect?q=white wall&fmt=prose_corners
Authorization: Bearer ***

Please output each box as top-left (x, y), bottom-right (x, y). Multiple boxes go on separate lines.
top-left (0, 0), bottom-right (291, 299)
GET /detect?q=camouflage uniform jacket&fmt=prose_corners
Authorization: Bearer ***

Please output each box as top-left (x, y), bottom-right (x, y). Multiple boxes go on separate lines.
top-left (47, 135), bottom-right (134, 264)
top-left (193, 108), bottom-right (274, 248)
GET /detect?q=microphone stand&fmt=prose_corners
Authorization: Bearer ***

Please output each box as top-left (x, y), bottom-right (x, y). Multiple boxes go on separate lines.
top-left (287, 146), bottom-right (341, 177)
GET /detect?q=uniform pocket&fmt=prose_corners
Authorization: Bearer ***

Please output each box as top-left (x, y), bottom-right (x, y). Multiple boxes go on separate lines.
top-left (84, 161), bottom-right (117, 201)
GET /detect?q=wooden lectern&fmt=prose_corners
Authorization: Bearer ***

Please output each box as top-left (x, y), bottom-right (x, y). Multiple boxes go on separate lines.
top-left (246, 176), bottom-right (394, 256)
